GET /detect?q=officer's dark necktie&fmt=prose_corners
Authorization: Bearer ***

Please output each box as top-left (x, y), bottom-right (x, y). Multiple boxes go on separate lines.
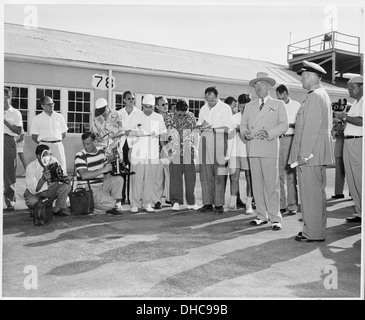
top-left (259, 99), bottom-right (265, 111)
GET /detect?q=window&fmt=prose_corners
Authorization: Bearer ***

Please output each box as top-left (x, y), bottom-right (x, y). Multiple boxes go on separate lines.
top-left (189, 99), bottom-right (205, 119)
top-left (8, 86), bottom-right (29, 132)
top-left (115, 93), bottom-right (125, 111)
top-left (36, 88), bottom-right (61, 115)
top-left (67, 90), bottom-right (91, 133)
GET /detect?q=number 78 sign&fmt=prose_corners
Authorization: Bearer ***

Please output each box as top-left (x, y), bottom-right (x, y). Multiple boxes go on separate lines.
top-left (92, 74), bottom-right (116, 91)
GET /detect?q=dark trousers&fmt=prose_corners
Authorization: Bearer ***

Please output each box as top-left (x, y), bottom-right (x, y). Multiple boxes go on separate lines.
top-left (122, 140), bottom-right (131, 201)
top-left (199, 132), bottom-right (228, 207)
top-left (3, 134), bottom-right (17, 206)
top-left (169, 157), bottom-right (196, 205)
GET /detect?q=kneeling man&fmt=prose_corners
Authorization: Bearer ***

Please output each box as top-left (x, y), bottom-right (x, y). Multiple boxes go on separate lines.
top-left (74, 131), bottom-right (124, 215)
top-left (24, 144), bottom-right (71, 217)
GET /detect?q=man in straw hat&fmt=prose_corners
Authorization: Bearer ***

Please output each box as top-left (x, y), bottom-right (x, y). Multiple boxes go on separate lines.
top-left (240, 72), bottom-right (288, 231)
top-left (289, 60), bottom-right (334, 242)
top-left (334, 75), bottom-right (363, 223)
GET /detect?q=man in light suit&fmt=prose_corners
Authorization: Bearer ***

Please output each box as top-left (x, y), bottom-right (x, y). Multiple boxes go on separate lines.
top-left (240, 72), bottom-right (288, 231)
top-left (289, 60), bottom-right (334, 242)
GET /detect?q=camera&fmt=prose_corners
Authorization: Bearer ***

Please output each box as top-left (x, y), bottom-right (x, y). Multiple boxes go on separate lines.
top-left (110, 146), bottom-right (135, 177)
top-left (41, 150), bottom-right (70, 184)
top-left (47, 162), bottom-right (70, 183)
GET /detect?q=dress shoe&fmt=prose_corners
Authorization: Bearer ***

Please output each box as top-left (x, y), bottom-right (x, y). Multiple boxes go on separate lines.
top-left (187, 204), bottom-right (200, 210)
top-left (346, 216), bottom-right (361, 223)
top-left (172, 203), bottom-right (180, 211)
top-left (272, 222), bottom-right (282, 231)
top-left (288, 210), bottom-right (297, 216)
top-left (165, 200), bottom-right (172, 206)
top-left (144, 204), bottom-right (155, 213)
top-left (6, 205), bottom-right (15, 212)
top-left (106, 208), bottom-right (123, 215)
top-left (197, 204), bottom-right (214, 213)
top-left (54, 209), bottom-right (68, 217)
top-left (249, 218), bottom-right (268, 226)
top-left (214, 206), bottom-right (224, 215)
top-left (154, 202), bottom-right (162, 210)
top-left (295, 234), bottom-right (325, 242)
top-left (236, 198), bottom-right (246, 209)
top-left (331, 194), bottom-right (345, 199)
top-left (280, 208), bottom-right (287, 214)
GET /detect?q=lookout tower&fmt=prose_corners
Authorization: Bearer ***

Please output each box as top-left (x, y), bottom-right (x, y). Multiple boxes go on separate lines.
top-left (288, 32), bottom-right (363, 86)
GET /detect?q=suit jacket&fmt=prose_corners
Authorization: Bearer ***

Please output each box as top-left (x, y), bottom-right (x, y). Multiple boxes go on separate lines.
top-left (288, 84), bottom-right (334, 166)
top-left (240, 96), bottom-right (288, 158)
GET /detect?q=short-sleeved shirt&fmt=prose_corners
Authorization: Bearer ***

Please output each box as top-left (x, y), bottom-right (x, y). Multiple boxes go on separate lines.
top-left (74, 147), bottom-right (107, 179)
top-left (197, 100), bottom-right (234, 129)
top-left (165, 111), bottom-right (197, 160)
top-left (93, 110), bottom-right (124, 149)
top-left (130, 112), bottom-right (167, 160)
top-left (31, 111), bottom-right (67, 141)
top-left (284, 98), bottom-right (301, 135)
top-left (118, 107), bottom-right (144, 148)
top-left (4, 106), bottom-right (23, 137)
top-left (344, 97), bottom-right (363, 136)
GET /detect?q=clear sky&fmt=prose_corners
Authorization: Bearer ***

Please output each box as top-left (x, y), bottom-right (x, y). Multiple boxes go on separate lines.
top-left (2, 0), bottom-right (364, 65)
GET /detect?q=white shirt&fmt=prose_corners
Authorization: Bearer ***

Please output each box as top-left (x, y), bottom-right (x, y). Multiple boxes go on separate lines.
top-left (118, 107), bottom-right (144, 147)
top-left (231, 112), bottom-right (248, 157)
top-left (31, 111), bottom-right (68, 141)
top-left (131, 112), bottom-right (167, 160)
top-left (283, 98), bottom-right (301, 135)
top-left (197, 100), bottom-right (234, 129)
top-left (4, 106), bottom-right (23, 137)
top-left (25, 157), bottom-right (58, 194)
top-left (344, 97), bottom-right (363, 137)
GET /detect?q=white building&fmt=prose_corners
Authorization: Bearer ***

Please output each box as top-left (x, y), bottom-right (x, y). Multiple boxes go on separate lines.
top-left (4, 23), bottom-right (349, 173)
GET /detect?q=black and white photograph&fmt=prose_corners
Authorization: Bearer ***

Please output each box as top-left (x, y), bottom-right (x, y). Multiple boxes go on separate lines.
top-left (1, 0), bottom-right (363, 303)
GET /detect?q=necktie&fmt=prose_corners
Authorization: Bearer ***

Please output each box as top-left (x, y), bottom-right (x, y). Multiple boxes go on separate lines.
top-left (259, 99), bottom-right (265, 111)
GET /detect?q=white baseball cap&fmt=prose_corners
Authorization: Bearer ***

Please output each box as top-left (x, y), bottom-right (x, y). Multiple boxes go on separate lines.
top-left (95, 98), bottom-right (108, 109)
top-left (142, 94), bottom-right (155, 106)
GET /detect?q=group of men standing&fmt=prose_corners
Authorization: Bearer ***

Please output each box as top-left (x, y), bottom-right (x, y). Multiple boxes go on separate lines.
top-left (3, 59), bottom-right (363, 242)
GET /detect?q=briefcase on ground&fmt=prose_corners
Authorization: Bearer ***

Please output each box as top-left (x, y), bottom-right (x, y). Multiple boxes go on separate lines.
top-left (69, 172), bottom-right (94, 216)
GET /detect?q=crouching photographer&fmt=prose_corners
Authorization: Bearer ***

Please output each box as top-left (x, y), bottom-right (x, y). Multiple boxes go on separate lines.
top-left (74, 131), bottom-right (124, 215)
top-left (24, 144), bottom-right (71, 218)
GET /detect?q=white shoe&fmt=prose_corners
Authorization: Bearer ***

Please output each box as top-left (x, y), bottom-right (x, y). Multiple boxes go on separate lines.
top-left (187, 204), bottom-right (200, 210)
top-left (131, 207), bottom-right (138, 213)
top-left (172, 203), bottom-right (180, 211)
top-left (228, 195), bottom-right (237, 211)
top-left (245, 197), bottom-right (254, 214)
top-left (115, 202), bottom-right (123, 211)
top-left (144, 204), bottom-right (155, 213)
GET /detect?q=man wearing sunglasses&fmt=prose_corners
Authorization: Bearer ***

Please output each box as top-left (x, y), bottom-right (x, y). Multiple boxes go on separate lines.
top-left (153, 96), bottom-right (172, 209)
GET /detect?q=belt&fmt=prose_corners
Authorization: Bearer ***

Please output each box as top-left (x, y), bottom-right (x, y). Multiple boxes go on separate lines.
top-left (40, 140), bottom-right (61, 143)
top-left (344, 136), bottom-right (362, 140)
top-left (279, 134), bottom-right (294, 138)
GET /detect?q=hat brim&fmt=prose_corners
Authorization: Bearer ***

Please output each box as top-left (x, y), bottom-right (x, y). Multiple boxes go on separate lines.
top-left (249, 77), bottom-right (276, 88)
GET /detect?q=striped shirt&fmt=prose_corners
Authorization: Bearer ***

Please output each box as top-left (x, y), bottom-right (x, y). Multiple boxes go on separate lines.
top-left (74, 147), bottom-right (107, 179)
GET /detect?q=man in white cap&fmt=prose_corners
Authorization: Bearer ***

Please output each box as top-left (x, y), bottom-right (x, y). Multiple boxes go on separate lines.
top-left (129, 94), bottom-right (167, 213)
top-left (289, 60), bottom-right (334, 242)
top-left (334, 76), bottom-right (363, 223)
top-left (31, 96), bottom-right (68, 173)
top-left (240, 72), bottom-right (288, 231)
top-left (92, 97), bottom-right (126, 156)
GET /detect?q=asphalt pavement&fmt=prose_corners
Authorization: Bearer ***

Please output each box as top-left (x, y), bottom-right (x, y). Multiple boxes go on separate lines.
top-left (1, 168), bottom-right (363, 299)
